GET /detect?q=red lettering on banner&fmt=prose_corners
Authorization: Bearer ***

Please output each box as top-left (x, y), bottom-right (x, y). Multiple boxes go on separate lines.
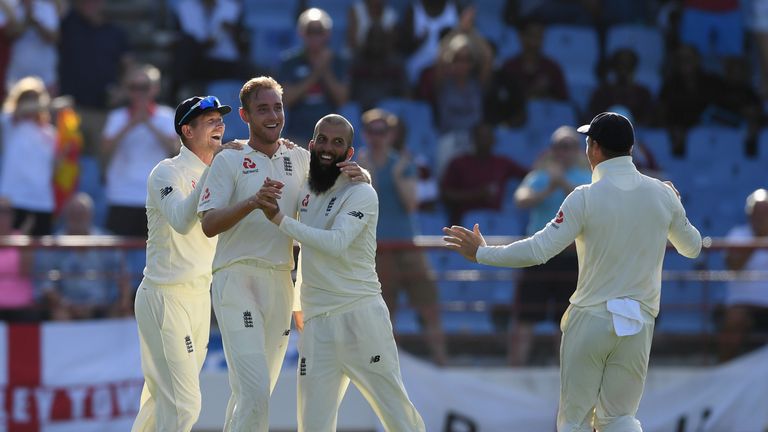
top-left (8, 324), bottom-right (40, 431)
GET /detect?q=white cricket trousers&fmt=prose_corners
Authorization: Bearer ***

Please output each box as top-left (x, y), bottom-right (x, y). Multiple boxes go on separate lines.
top-left (298, 295), bottom-right (425, 432)
top-left (132, 273), bottom-right (212, 432)
top-left (211, 261), bottom-right (294, 432)
top-left (557, 304), bottom-right (654, 432)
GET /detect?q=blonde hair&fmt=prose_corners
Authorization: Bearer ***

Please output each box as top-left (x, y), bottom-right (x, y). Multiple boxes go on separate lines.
top-left (3, 76), bottom-right (50, 114)
top-left (240, 76), bottom-right (284, 111)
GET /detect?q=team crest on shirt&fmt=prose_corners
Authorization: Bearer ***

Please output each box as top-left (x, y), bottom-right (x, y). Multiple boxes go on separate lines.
top-left (242, 157), bottom-right (258, 174)
top-left (200, 187), bottom-right (211, 204)
top-left (550, 209), bottom-right (564, 229)
top-left (283, 157), bottom-right (293, 175)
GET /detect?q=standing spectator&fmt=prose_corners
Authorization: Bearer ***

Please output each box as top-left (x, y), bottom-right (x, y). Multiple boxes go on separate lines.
top-left (397, 0), bottom-right (462, 84)
top-left (279, 8), bottom-right (349, 146)
top-left (679, 0), bottom-right (743, 63)
top-left (172, 0), bottom-right (252, 96)
top-left (5, 0), bottom-right (59, 91)
top-left (0, 76), bottom-right (58, 236)
top-left (346, 0), bottom-right (398, 54)
top-left (357, 108), bottom-right (448, 365)
top-left (440, 122), bottom-right (528, 226)
top-left (0, 196), bottom-right (37, 322)
top-left (495, 19), bottom-right (568, 102)
top-left (718, 189), bottom-right (768, 362)
top-left (588, 48), bottom-right (654, 127)
top-left (101, 64), bottom-right (177, 238)
top-left (657, 44), bottom-right (722, 155)
top-left (58, 0), bottom-right (130, 156)
top-left (349, 24), bottom-right (408, 111)
top-left (509, 125), bottom-right (590, 365)
top-left (34, 192), bottom-right (132, 320)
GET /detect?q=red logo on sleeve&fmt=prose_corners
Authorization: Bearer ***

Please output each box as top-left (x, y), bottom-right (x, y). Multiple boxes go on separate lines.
top-left (555, 210), bottom-right (564, 224)
top-left (301, 194), bottom-right (310, 207)
top-left (202, 188), bottom-right (210, 201)
top-left (243, 157), bottom-right (256, 169)
top-left (191, 179), bottom-right (196, 189)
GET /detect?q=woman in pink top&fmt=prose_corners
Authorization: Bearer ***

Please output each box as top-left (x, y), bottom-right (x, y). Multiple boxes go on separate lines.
top-left (0, 196), bottom-right (36, 319)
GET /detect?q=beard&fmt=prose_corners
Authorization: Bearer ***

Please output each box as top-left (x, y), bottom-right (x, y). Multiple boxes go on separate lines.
top-left (308, 151), bottom-right (346, 194)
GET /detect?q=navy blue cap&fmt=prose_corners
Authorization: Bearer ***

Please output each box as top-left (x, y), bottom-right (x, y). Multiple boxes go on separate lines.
top-left (577, 112), bottom-right (635, 152)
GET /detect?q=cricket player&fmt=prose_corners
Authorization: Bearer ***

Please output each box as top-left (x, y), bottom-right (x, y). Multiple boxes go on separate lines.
top-left (132, 95), bottom-right (233, 431)
top-left (196, 77), bottom-right (368, 431)
top-left (443, 112), bottom-right (703, 432)
top-left (254, 114), bottom-right (425, 432)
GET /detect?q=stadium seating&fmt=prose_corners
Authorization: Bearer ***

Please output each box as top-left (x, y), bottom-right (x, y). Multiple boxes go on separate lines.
top-left (206, 80), bottom-right (249, 142)
top-left (605, 24), bottom-right (664, 94)
top-left (542, 25), bottom-right (599, 102)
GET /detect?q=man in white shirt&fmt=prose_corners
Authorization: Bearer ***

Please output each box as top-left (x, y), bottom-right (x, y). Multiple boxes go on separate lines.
top-left (132, 95), bottom-right (233, 432)
top-left (443, 112), bottom-right (703, 432)
top-left (255, 114), bottom-right (425, 432)
top-left (197, 77), bottom-right (368, 432)
top-left (718, 188), bottom-right (768, 362)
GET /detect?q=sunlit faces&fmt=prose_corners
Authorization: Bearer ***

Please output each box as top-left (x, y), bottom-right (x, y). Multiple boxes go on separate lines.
top-left (240, 88), bottom-right (284, 146)
top-left (307, 121), bottom-right (354, 194)
top-left (186, 111), bottom-right (225, 151)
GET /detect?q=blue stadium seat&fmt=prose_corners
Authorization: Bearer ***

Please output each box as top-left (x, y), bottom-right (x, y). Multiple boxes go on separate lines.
top-left (249, 22), bottom-right (299, 72)
top-left (207, 80), bottom-right (249, 142)
top-left (415, 210), bottom-right (447, 236)
top-left (605, 24), bottom-right (664, 95)
top-left (377, 98), bottom-right (438, 159)
top-left (77, 156), bottom-right (108, 229)
top-left (755, 128), bottom-right (768, 162)
top-left (441, 310), bottom-right (494, 333)
top-left (542, 25), bottom-right (599, 100)
top-left (494, 126), bottom-right (539, 167)
top-left (496, 26), bottom-right (521, 64)
top-left (657, 280), bottom-right (714, 333)
top-left (525, 99), bottom-right (577, 137)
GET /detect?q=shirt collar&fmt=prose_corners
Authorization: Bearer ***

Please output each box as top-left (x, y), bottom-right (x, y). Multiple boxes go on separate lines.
top-left (591, 156), bottom-right (636, 182)
top-left (179, 145), bottom-right (208, 170)
top-left (244, 141), bottom-right (286, 158)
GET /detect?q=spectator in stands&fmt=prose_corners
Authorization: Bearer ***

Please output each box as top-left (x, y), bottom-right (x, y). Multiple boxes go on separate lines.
top-left (657, 44), bottom-right (722, 156)
top-left (4, 0), bottom-right (59, 92)
top-left (349, 23), bottom-right (408, 111)
top-left (279, 8), bottom-right (349, 146)
top-left (101, 64), bottom-right (177, 237)
top-left (718, 188), bottom-right (768, 362)
top-left (440, 122), bottom-right (528, 226)
top-left (346, 0), bottom-right (398, 55)
top-left (496, 19), bottom-right (568, 103)
top-left (0, 76), bottom-right (58, 236)
top-left (588, 48), bottom-right (654, 127)
top-left (58, 0), bottom-right (130, 156)
top-left (357, 108), bottom-right (448, 365)
top-left (710, 56), bottom-right (764, 156)
top-left (172, 0), bottom-right (252, 97)
top-left (397, 0), bottom-right (463, 84)
top-left (679, 0), bottom-right (744, 65)
top-left (35, 192), bottom-right (132, 320)
top-left (503, 0), bottom-right (601, 27)
top-left (0, 196), bottom-right (38, 321)
top-left (509, 125), bottom-right (590, 365)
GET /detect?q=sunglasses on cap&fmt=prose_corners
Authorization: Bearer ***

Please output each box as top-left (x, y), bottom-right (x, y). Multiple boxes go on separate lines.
top-left (177, 96), bottom-right (221, 126)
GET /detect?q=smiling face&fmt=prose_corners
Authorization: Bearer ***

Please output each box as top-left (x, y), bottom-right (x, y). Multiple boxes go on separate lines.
top-left (241, 88), bottom-right (284, 146)
top-left (308, 116), bottom-right (354, 194)
top-left (185, 111), bottom-right (226, 154)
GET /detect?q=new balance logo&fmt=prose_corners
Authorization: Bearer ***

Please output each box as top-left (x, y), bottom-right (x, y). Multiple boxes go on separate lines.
top-left (243, 311), bottom-right (254, 328)
top-left (369, 355), bottom-right (381, 364)
top-left (160, 186), bottom-right (173, 199)
top-left (348, 211), bottom-right (364, 219)
top-left (283, 329), bottom-right (290, 336)
top-left (300, 357), bottom-right (307, 376)
top-left (185, 335), bottom-right (193, 353)
top-left (325, 197), bottom-right (337, 215)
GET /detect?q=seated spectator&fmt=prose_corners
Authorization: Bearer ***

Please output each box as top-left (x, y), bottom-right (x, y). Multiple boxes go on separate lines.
top-left (658, 44), bottom-right (723, 155)
top-left (346, 0), bottom-right (398, 55)
top-left (0, 76), bottom-right (58, 236)
top-left (718, 189), bottom-right (768, 362)
top-left (279, 8), bottom-right (349, 146)
top-left (34, 192), bottom-right (132, 320)
top-left (0, 196), bottom-right (38, 321)
top-left (101, 64), bottom-right (177, 238)
top-left (509, 125), bottom-right (590, 365)
top-left (440, 122), bottom-right (528, 226)
top-left (4, 0), bottom-right (60, 92)
top-left (349, 23), bottom-right (408, 111)
top-left (172, 0), bottom-right (252, 96)
top-left (496, 19), bottom-right (568, 103)
top-left (357, 108), bottom-right (448, 365)
top-left (588, 48), bottom-right (654, 127)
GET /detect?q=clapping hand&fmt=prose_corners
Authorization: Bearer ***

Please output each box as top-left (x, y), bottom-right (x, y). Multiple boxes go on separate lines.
top-left (252, 177), bottom-right (284, 221)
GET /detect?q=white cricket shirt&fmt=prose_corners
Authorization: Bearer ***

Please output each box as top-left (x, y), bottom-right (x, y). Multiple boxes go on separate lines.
top-left (477, 156), bottom-right (702, 316)
top-left (198, 143), bottom-right (310, 271)
top-left (144, 145), bottom-right (217, 285)
top-left (279, 176), bottom-right (381, 321)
